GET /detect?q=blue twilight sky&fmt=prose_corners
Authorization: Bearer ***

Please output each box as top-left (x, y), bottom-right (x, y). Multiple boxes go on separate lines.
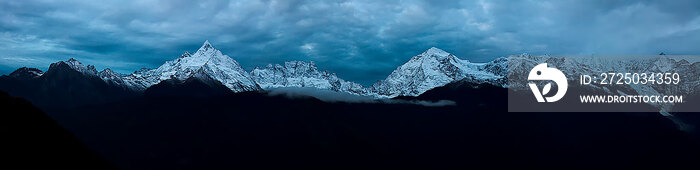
top-left (1, 0), bottom-right (699, 85)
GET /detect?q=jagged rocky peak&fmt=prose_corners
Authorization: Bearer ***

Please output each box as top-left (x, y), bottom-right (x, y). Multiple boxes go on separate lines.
top-left (253, 61), bottom-right (318, 72)
top-left (256, 61), bottom-right (320, 73)
top-left (99, 68), bottom-right (120, 78)
top-left (201, 40), bottom-right (213, 51)
top-left (285, 61), bottom-right (319, 72)
top-left (192, 40), bottom-right (222, 58)
top-left (65, 58), bottom-right (82, 67)
top-left (48, 58), bottom-right (98, 76)
top-left (178, 51), bottom-right (192, 58)
top-left (98, 68), bottom-right (141, 91)
top-left (250, 60), bottom-right (371, 96)
top-left (9, 67), bottom-right (43, 78)
top-left (482, 57), bottom-right (508, 77)
top-left (173, 40), bottom-right (227, 67)
top-left (286, 60), bottom-right (314, 67)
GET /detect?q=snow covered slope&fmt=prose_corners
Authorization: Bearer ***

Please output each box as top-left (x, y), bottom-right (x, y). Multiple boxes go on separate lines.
top-left (250, 61), bottom-right (370, 96)
top-left (121, 41), bottom-right (261, 92)
top-left (371, 47), bottom-right (503, 97)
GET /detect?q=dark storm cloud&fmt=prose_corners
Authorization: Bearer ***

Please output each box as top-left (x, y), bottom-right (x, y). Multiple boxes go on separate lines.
top-left (1, 0), bottom-right (699, 85)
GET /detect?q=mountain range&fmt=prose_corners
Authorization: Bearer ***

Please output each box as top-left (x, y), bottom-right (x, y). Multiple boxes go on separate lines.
top-left (1, 41), bottom-right (697, 112)
top-left (0, 41), bottom-right (506, 100)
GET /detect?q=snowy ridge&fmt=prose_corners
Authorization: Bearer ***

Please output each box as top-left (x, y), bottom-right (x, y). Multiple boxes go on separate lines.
top-left (371, 47), bottom-right (503, 97)
top-left (98, 68), bottom-right (145, 91)
top-left (250, 61), bottom-right (371, 96)
top-left (99, 68), bottom-right (122, 84)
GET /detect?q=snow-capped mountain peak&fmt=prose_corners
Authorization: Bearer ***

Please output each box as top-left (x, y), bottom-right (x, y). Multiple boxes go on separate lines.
top-left (371, 47), bottom-right (503, 97)
top-left (174, 41), bottom-right (226, 68)
top-left (283, 61), bottom-right (320, 74)
top-left (66, 58), bottom-right (82, 67)
top-left (421, 47), bottom-right (451, 59)
top-left (192, 40), bottom-right (221, 58)
top-left (120, 41), bottom-right (261, 92)
top-left (200, 40), bottom-right (214, 51)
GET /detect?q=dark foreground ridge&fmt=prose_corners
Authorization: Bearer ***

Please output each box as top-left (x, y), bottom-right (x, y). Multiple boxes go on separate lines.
top-left (39, 84), bottom-right (700, 169)
top-left (0, 91), bottom-right (116, 169)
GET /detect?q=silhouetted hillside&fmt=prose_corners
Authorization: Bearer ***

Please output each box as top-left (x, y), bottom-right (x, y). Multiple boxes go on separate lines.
top-left (0, 91), bottom-right (115, 169)
top-left (396, 79), bottom-right (506, 107)
top-left (0, 63), bottom-right (138, 108)
top-left (46, 88), bottom-right (700, 169)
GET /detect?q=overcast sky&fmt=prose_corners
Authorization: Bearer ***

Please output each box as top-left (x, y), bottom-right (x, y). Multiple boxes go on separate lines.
top-left (1, 0), bottom-right (699, 85)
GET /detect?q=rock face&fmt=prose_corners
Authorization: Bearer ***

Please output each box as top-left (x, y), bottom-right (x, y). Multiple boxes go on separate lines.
top-left (250, 61), bottom-right (370, 96)
top-left (122, 40), bottom-right (261, 92)
top-left (371, 47), bottom-right (503, 97)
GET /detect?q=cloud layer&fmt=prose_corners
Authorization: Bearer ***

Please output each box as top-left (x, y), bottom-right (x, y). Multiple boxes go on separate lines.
top-left (1, 0), bottom-right (699, 85)
top-left (267, 87), bottom-right (456, 107)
